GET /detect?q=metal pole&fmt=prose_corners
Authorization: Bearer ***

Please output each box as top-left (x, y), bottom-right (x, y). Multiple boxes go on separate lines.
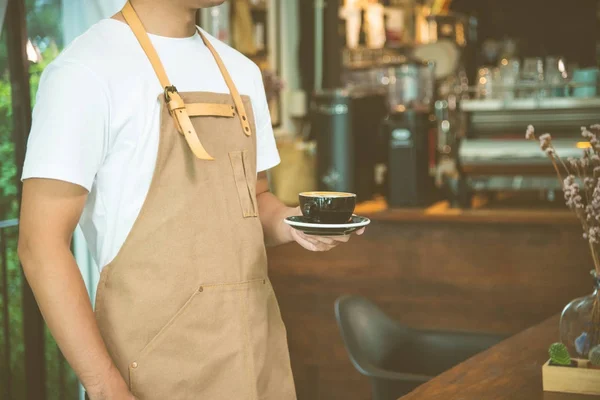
top-left (1, 228), bottom-right (12, 400)
top-left (5, 1), bottom-right (46, 399)
top-left (314, 0), bottom-right (324, 92)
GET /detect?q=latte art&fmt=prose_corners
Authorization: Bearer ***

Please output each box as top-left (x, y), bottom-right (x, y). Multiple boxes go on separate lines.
top-left (299, 191), bottom-right (356, 198)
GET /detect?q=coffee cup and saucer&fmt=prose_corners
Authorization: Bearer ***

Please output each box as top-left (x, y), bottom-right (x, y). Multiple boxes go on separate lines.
top-left (284, 191), bottom-right (370, 236)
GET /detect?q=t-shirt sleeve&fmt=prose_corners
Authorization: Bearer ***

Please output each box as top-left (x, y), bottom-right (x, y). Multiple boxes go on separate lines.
top-left (22, 61), bottom-right (110, 191)
top-left (251, 65), bottom-right (280, 173)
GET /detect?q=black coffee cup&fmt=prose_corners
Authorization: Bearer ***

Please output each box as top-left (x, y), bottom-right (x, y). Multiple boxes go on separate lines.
top-left (299, 192), bottom-right (356, 224)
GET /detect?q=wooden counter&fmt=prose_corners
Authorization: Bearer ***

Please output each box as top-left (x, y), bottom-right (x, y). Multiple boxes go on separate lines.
top-left (268, 202), bottom-right (593, 400)
top-left (355, 198), bottom-right (579, 225)
top-left (399, 314), bottom-right (600, 400)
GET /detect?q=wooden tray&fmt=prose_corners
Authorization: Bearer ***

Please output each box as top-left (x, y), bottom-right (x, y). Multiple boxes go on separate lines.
top-left (542, 359), bottom-right (600, 395)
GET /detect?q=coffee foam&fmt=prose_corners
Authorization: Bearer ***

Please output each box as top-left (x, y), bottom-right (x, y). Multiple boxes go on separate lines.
top-left (300, 191), bottom-right (356, 198)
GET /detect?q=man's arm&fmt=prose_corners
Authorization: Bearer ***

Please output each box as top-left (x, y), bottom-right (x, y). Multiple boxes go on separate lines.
top-left (256, 172), bottom-right (363, 250)
top-left (254, 66), bottom-right (363, 250)
top-left (256, 172), bottom-right (297, 247)
top-left (18, 179), bottom-right (135, 400)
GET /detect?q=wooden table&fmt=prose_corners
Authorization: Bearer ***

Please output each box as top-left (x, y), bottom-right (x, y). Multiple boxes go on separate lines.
top-left (399, 315), bottom-right (600, 400)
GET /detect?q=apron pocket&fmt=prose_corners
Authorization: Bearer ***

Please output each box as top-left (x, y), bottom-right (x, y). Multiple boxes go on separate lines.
top-left (229, 150), bottom-right (258, 218)
top-left (128, 279), bottom-right (265, 400)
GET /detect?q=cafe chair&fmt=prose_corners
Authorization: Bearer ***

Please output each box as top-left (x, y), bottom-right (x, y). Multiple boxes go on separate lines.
top-left (334, 295), bottom-right (506, 400)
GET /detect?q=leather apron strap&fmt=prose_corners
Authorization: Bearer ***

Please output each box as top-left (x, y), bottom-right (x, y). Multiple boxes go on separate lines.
top-left (120, 2), bottom-right (252, 161)
top-left (196, 31), bottom-right (252, 137)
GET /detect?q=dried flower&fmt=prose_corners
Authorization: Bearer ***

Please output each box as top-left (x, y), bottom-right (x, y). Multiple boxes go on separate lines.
top-left (581, 126), bottom-right (599, 150)
top-left (525, 125), bottom-right (535, 140)
top-left (563, 176), bottom-right (584, 209)
top-left (565, 175), bottom-right (575, 185)
top-left (590, 183), bottom-right (600, 221)
top-left (581, 157), bottom-right (591, 169)
top-left (568, 157), bottom-right (579, 170)
top-left (585, 194), bottom-right (600, 222)
top-left (539, 133), bottom-right (552, 150)
top-left (585, 177), bottom-right (595, 191)
top-left (582, 126), bottom-right (594, 138)
top-left (586, 204), bottom-right (596, 222)
top-left (530, 125), bottom-right (600, 347)
top-left (589, 227), bottom-right (600, 245)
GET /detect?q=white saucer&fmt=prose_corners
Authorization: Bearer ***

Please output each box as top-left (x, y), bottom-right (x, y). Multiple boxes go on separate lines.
top-left (284, 215), bottom-right (370, 236)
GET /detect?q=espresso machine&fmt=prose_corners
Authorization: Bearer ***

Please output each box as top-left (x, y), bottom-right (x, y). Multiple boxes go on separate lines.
top-left (447, 97), bottom-right (600, 207)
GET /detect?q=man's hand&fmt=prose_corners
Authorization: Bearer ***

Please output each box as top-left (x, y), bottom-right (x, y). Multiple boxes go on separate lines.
top-left (86, 365), bottom-right (137, 400)
top-left (287, 206), bottom-right (365, 252)
top-left (290, 228), bottom-right (365, 252)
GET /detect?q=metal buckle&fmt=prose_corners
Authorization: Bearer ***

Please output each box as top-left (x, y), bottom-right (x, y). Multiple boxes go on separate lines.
top-left (164, 85), bottom-right (178, 102)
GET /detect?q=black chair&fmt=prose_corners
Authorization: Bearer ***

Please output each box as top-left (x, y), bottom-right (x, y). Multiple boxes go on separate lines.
top-left (334, 295), bottom-right (507, 400)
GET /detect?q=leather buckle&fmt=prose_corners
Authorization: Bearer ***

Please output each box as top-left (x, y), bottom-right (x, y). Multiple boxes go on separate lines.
top-left (164, 85), bottom-right (178, 102)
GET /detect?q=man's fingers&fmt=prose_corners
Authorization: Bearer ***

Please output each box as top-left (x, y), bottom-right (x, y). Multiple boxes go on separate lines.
top-left (332, 235), bottom-right (350, 243)
top-left (291, 229), bottom-right (361, 252)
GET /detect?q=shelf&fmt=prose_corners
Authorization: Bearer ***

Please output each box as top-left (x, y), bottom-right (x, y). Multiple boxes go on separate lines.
top-left (461, 97), bottom-right (600, 112)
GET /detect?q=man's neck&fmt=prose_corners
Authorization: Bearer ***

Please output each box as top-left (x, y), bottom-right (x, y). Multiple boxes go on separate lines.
top-left (114, 0), bottom-right (198, 38)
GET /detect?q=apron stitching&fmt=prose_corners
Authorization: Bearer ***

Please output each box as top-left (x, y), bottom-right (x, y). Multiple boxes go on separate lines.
top-left (128, 366), bottom-right (134, 393)
top-left (201, 277), bottom-right (265, 290)
top-left (135, 289), bottom-right (200, 360)
top-left (241, 150), bottom-right (258, 217)
top-left (229, 151), bottom-right (252, 217)
top-left (238, 288), bottom-right (259, 400)
top-left (94, 270), bottom-right (108, 318)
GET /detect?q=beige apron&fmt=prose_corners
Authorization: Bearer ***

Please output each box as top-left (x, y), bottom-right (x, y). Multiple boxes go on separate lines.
top-left (93, 3), bottom-right (296, 399)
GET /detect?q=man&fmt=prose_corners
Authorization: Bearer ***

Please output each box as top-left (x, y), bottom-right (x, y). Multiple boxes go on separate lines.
top-left (17, 1), bottom-right (364, 399)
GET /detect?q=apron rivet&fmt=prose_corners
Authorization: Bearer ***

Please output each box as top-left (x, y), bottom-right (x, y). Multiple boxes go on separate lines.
top-left (245, 127), bottom-right (249, 132)
top-left (198, 286), bottom-right (204, 292)
top-left (242, 116), bottom-right (247, 121)
top-left (131, 362), bottom-right (138, 369)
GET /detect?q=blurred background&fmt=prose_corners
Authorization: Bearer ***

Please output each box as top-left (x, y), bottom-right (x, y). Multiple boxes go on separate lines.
top-left (2, 0), bottom-right (600, 399)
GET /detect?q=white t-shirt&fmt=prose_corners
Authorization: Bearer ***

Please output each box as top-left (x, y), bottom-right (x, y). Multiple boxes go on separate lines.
top-left (22, 19), bottom-right (280, 270)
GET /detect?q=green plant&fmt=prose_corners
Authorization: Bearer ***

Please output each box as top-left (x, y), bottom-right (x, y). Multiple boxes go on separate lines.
top-left (0, 2), bottom-right (77, 398)
top-left (549, 342), bottom-right (572, 366)
top-left (590, 345), bottom-right (600, 366)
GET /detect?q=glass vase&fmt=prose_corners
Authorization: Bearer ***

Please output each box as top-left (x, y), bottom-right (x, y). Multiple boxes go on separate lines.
top-left (559, 270), bottom-right (600, 359)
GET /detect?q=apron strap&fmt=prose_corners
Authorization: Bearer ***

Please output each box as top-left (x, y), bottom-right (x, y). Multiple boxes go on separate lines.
top-left (120, 2), bottom-right (252, 159)
top-left (121, 1), bottom-right (214, 160)
top-left (121, 1), bottom-right (171, 89)
top-left (196, 30), bottom-right (252, 137)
